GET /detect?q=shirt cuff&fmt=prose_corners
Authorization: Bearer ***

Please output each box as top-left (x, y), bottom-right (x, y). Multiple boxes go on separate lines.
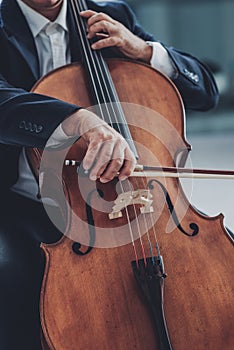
top-left (146, 41), bottom-right (178, 79)
top-left (46, 123), bottom-right (73, 148)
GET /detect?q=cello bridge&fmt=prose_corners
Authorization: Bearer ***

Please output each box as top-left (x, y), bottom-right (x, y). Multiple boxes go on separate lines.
top-left (109, 189), bottom-right (154, 220)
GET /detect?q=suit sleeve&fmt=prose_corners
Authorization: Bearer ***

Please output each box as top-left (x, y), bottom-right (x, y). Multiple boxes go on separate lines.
top-left (163, 46), bottom-right (219, 111)
top-left (0, 73), bottom-right (79, 148)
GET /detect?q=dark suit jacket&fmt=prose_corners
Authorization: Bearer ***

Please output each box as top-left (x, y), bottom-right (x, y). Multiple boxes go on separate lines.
top-left (0, 0), bottom-right (218, 189)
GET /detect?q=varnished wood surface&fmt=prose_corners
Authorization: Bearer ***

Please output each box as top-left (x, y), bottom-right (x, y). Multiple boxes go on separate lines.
top-left (28, 60), bottom-right (233, 350)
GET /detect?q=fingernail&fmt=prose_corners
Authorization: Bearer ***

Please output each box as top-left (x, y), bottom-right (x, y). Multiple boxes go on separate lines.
top-left (100, 177), bottom-right (108, 183)
top-left (119, 175), bottom-right (127, 181)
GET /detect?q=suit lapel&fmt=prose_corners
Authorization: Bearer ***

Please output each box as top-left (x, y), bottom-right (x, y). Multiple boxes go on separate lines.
top-left (0, 0), bottom-right (101, 78)
top-left (1, 0), bottom-right (83, 75)
top-left (1, 0), bottom-right (40, 80)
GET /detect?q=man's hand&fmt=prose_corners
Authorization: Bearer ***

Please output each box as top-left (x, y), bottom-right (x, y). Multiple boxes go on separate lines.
top-left (62, 109), bottom-right (136, 183)
top-left (80, 10), bottom-right (152, 64)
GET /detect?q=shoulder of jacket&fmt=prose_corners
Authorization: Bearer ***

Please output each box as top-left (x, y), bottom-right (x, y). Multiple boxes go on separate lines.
top-left (87, 0), bottom-right (129, 10)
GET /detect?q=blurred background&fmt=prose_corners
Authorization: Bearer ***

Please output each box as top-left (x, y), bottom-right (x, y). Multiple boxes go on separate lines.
top-left (126, 0), bottom-right (234, 233)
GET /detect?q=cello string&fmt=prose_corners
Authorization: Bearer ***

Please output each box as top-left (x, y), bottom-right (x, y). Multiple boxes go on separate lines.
top-left (71, 0), bottom-right (154, 261)
top-left (74, 0), bottom-right (161, 265)
top-left (70, 0), bottom-right (107, 120)
top-left (119, 180), bottom-right (141, 263)
top-left (71, 0), bottom-right (143, 256)
top-left (78, 0), bottom-right (154, 259)
top-left (75, 0), bottom-right (139, 163)
top-left (76, 2), bottom-right (157, 260)
top-left (141, 173), bottom-right (161, 259)
top-left (131, 175), bottom-right (160, 262)
top-left (122, 178), bottom-right (147, 265)
top-left (78, 0), bottom-right (136, 145)
top-left (74, 0), bottom-right (118, 125)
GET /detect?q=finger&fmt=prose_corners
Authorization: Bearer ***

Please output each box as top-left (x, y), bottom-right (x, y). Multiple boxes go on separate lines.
top-left (79, 10), bottom-right (97, 19)
top-left (95, 32), bottom-right (109, 38)
top-left (99, 159), bottom-right (123, 183)
top-left (82, 139), bottom-right (102, 172)
top-left (89, 140), bottom-right (115, 181)
top-left (99, 140), bottom-right (125, 183)
top-left (80, 11), bottom-right (115, 27)
top-left (90, 36), bottom-right (118, 50)
top-left (86, 20), bottom-right (113, 39)
top-left (118, 147), bottom-right (137, 181)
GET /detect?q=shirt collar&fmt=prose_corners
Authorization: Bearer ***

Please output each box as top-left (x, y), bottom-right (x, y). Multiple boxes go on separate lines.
top-left (16, 0), bottom-right (68, 37)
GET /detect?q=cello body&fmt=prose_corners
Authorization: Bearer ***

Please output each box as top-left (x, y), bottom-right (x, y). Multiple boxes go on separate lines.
top-left (28, 60), bottom-right (234, 350)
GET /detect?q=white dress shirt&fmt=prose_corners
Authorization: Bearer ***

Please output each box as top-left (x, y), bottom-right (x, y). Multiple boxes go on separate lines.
top-left (12, 0), bottom-right (176, 201)
top-left (12, 0), bottom-right (70, 199)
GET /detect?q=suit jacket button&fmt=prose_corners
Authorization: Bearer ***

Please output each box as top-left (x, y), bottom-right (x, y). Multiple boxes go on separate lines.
top-left (19, 120), bottom-right (26, 129)
top-left (35, 125), bottom-right (43, 133)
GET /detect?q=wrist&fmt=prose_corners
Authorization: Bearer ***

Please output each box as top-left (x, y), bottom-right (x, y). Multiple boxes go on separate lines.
top-left (61, 109), bottom-right (83, 137)
top-left (122, 37), bottom-right (153, 63)
top-left (62, 109), bottom-right (106, 137)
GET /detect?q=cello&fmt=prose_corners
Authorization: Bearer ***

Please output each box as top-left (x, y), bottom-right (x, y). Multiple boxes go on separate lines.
top-left (27, 0), bottom-right (234, 348)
